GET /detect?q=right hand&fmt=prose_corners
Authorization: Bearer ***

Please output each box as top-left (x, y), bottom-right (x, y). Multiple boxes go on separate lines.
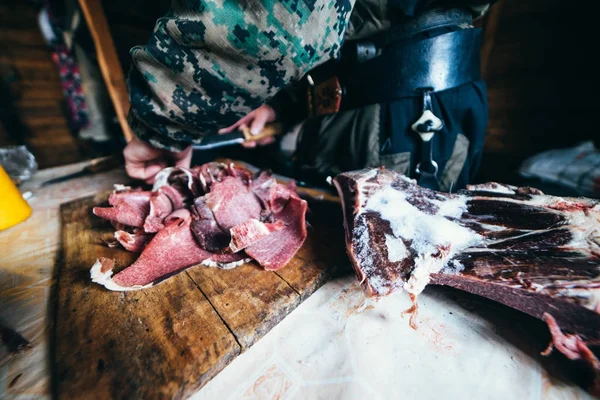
top-left (123, 137), bottom-right (193, 184)
top-left (219, 104), bottom-right (277, 148)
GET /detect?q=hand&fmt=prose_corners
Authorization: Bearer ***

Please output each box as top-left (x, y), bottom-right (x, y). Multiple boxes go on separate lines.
top-left (123, 137), bottom-right (193, 184)
top-left (219, 104), bottom-right (277, 148)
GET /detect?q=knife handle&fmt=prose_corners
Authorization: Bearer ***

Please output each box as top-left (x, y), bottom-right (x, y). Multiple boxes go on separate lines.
top-left (241, 122), bottom-right (283, 142)
top-left (84, 155), bottom-right (123, 173)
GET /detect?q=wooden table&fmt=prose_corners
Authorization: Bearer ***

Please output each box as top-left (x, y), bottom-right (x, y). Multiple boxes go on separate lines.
top-left (0, 162), bottom-right (595, 400)
top-left (0, 161), bottom-right (127, 398)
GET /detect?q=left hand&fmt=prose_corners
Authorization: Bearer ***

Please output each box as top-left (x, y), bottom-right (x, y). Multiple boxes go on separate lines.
top-left (219, 104), bottom-right (277, 148)
top-left (123, 137), bottom-right (193, 184)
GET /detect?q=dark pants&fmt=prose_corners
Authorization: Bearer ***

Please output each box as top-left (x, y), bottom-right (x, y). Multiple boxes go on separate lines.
top-left (206, 78), bottom-right (489, 192)
top-left (294, 79), bottom-right (489, 191)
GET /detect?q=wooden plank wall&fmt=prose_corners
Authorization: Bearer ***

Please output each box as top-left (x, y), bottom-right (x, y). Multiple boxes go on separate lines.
top-left (476, 0), bottom-right (595, 182)
top-left (0, 0), bottom-right (82, 168)
top-left (0, 0), bottom-right (166, 169)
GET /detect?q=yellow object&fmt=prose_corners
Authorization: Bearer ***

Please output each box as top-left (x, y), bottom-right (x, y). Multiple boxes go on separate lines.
top-left (0, 165), bottom-right (32, 231)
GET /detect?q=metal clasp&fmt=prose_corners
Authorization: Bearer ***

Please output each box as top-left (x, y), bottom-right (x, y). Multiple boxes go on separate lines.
top-left (412, 89), bottom-right (444, 187)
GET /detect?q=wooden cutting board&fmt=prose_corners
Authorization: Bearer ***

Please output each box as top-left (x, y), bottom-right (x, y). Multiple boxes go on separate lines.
top-left (53, 187), bottom-right (347, 399)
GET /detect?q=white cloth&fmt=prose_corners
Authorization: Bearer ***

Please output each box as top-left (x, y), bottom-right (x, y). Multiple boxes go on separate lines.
top-left (519, 141), bottom-right (600, 198)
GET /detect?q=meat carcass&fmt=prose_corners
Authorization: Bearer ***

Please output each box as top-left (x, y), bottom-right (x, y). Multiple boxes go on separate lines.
top-left (333, 168), bottom-right (600, 393)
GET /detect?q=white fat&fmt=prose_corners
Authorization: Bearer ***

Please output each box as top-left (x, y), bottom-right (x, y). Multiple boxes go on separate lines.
top-left (353, 223), bottom-right (376, 278)
top-left (467, 182), bottom-right (516, 194)
top-left (432, 195), bottom-right (470, 219)
top-left (385, 234), bottom-right (407, 262)
top-left (442, 259), bottom-right (465, 275)
top-left (364, 186), bottom-right (482, 295)
top-left (365, 187), bottom-right (480, 258)
top-left (368, 273), bottom-right (402, 296)
top-left (152, 167), bottom-right (195, 191)
top-left (90, 259), bottom-right (153, 292)
top-left (201, 258), bottom-right (250, 270)
top-left (198, 173), bottom-right (207, 189)
top-left (474, 222), bottom-right (506, 232)
top-left (152, 168), bottom-right (172, 190)
top-left (113, 184), bottom-right (131, 192)
top-left (404, 255), bottom-right (438, 294)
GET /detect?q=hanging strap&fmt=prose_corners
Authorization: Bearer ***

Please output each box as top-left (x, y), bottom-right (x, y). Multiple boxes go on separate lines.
top-left (412, 89), bottom-right (444, 189)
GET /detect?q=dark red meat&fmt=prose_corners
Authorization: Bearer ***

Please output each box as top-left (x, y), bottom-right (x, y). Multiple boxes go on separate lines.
top-left (114, 230), bottom-right (153, 252)
top-left (143, 190), bottom-right (174, 233)
top-left (204, 176), bottom-right (263, 230)
top-left (91, 162), bottom-right (308, 290)
top-left (91, 216), bottom-right (246, 289)
top-left (250, 170), bottom-right (277, 207)
top-left (229, 219), bottom-right (285, 253)
top-left (164, 208), bottom-right (191, 225)
top-left (333, 168), bottom-right (600, 392)
top-left (245, 195), bottom-right (308, 271)
top-left (190, 197), bottom-right (231, 252)
top-left (153, 167), bottom-right (201, 198)
top-left (160, 184), bottom-right (186, 210)
top-left (93, 190), bottom-right (152, 228)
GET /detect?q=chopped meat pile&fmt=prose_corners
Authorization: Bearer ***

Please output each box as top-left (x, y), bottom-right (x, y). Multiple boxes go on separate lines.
top-left (91, 162), bottom-right (308, 291)
top-left (333, 168), bottom-right (600, 394)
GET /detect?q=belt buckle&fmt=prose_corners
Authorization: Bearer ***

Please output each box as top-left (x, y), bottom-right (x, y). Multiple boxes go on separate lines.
top-left (307, 75), bottom-right (343, 117)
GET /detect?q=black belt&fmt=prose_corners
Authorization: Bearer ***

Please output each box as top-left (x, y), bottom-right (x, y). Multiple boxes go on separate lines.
top-left (339, 28), bottom-right (482, 110)
top-left (377, 7), bottom-right (473, 45)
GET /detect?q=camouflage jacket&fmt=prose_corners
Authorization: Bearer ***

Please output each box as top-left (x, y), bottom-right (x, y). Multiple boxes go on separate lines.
top-left (128, 0), bottom-right (491, 151)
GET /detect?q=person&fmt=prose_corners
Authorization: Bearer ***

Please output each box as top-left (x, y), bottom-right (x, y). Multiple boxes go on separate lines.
top-left (124, 0), bottom-right (495, 191)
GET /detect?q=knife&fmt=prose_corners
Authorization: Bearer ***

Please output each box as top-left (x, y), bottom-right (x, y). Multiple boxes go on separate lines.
top-left (40, 155), bottom-right (123, 186)
top-left (193, 122), bottom-right (283, 150)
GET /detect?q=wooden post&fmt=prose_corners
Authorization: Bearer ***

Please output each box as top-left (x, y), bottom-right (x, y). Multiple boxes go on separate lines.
top-left (480, 1), bottom-right (504, 80)
top-left (77, 0), bottom-right (135, 143)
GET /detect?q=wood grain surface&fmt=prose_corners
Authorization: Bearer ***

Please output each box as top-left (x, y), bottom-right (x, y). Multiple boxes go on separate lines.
top-left (54, 189), bottom-right (346, 399)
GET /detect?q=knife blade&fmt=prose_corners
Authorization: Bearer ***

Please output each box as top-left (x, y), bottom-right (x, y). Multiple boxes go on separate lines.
top-left (193, 122), bottom-right (282, 150)
top-left (40, 155), bottom-right (123, 186)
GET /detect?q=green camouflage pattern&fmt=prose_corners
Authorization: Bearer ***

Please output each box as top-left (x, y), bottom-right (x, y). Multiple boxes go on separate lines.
top-left (128, 0), bottom-right (491, 151)
top-left (128, 0), bottom-right (355, 150)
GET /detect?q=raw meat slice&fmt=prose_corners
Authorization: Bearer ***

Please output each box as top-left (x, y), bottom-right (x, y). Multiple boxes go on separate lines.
top-left (160, 184), bottom-right (186, 210)
top-left (91, 217), bottom-right (247, 291)
top-left (153, 167), bottom-right (201, 198)
top-left (91, 163), bottom-right (309, 290)
top-left (250, 172), bottom-right (300, 213)
top-left (250, 170), bottom-right (277, 207)
top-left (333, 168), bottom-right (600, 393)
top-left (93, 190), bottom-right (152, 228)
top-left (205, 176), bottom-right (263, 230)
top-left (193, 162), bottom-right (251, 192)
top-left (114, 230), bottom-right (153, 252)
top-left (142, 184), bottom-right (188, 233)
top-left (226, 163), bottom-right (252, 184)
top-left (164, 208), bottom-right (191, 226)
top-left (244, 196), bottom-right (308, 270)
top-left (268, 182), bottom-right (301, 213)
top-left (190, 197), bottom-right (231, 252)
top-left (108, 189), bottom-right (150, 206)
top-left (143, 190), bottom-right (174, 233)
top-left (229, 219), bottom-right (285, 253)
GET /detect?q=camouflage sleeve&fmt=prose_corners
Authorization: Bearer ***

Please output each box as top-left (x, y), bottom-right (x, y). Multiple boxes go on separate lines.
top-left (127, 0), bottom-right (355, 151)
